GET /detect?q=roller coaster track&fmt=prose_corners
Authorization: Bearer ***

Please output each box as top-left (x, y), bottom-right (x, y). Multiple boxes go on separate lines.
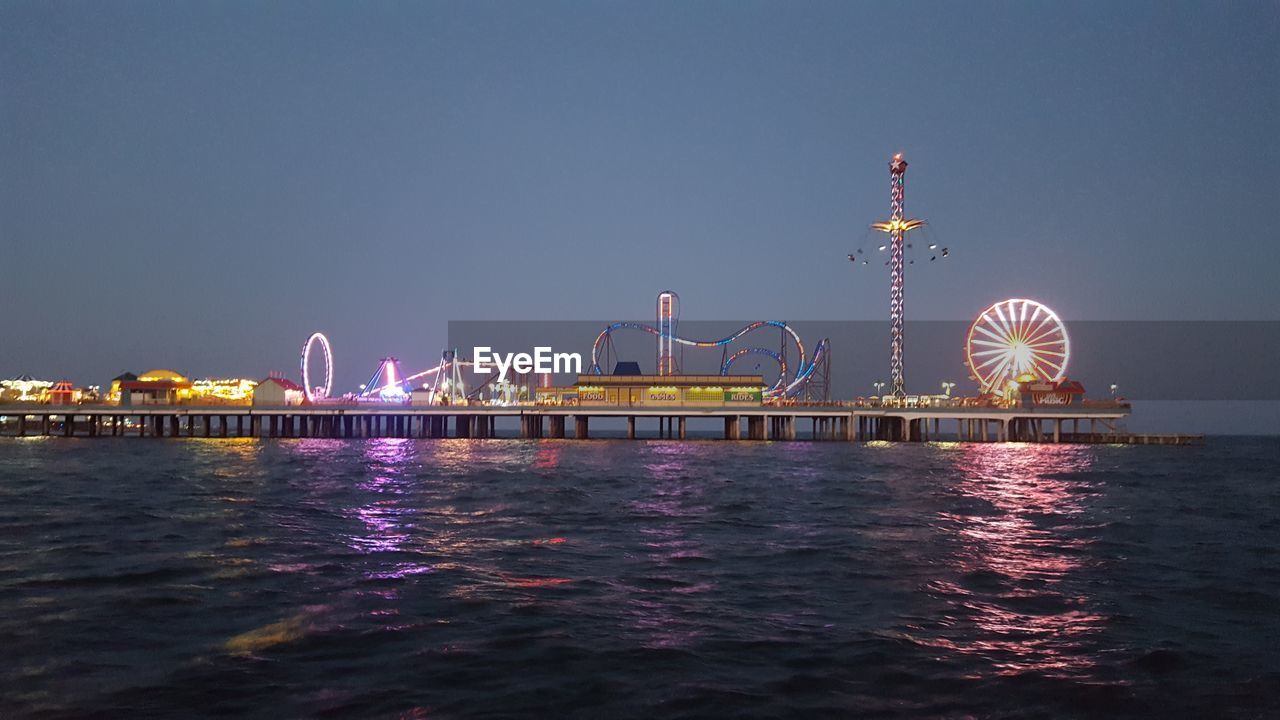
top-left (590, 321), bottom-right (829, 398)
top-left (364, 324), bottom-right (831, 402)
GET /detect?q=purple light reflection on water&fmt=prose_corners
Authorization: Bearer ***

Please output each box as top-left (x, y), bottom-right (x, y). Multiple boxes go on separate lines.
top-left (347, 441), bottom-right (566, 601)
top-left (615, 442), bottom-right (720, 650)
top-left (770, 440), bottom-right (833, 484)
top-left (282, 439), bottom-right (582, 624)
top-left (7, 437), bottom-right (1278, 716)
top-left (361, 437), bottom-right (416, 477)
top-left (346, 439), bottom-right (420, 557)
top-left (640, 440), bottom-right (699, 478)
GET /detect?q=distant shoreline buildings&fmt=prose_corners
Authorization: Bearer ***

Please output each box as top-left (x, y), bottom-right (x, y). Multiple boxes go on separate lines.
top-left (1, 370), bottom-right (298, 408)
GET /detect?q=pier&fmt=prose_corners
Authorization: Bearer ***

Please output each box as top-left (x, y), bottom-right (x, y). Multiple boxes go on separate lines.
top-left (0, 404), bottom-right (1193, 444)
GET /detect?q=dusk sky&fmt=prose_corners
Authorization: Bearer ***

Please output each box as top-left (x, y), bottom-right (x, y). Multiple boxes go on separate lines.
top-left (3, 1), bottom-right (1277, 392)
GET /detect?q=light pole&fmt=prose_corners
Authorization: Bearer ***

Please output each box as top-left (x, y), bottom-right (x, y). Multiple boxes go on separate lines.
top-left (941, 381), bottom-right (955, 397)
top-left (1110, 383), bottom-right (1118, 398)
top-left (873, 381), bottom-right (885, 397)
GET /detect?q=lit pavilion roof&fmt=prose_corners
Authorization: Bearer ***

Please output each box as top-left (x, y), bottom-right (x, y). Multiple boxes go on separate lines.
top-left (138, 369), bottom-right (188, 383)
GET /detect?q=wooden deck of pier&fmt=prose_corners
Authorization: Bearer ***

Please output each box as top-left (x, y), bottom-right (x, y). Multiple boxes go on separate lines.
top-left (0, 403), bottom-right (1188, 444)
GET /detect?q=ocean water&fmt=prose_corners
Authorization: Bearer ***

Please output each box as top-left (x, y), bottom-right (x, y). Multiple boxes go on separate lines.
top-left (1, 437), bottom-right (1278, 718)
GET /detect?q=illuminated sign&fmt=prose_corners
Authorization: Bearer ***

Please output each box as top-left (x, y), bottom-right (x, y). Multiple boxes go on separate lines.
top-left (1033, 392), bottom-right (1074, 406)
top-left (645, 387), bottom-right (680, 405)
top-left (725, 388), bottom-right (762, 403)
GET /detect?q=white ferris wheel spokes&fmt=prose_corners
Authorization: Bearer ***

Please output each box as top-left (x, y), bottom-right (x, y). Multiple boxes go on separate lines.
top-left (965, 299), bottom-right (1069, 394)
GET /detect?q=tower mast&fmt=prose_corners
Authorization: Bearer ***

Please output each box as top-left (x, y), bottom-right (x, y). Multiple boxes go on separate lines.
top-left (871, 154), bottom-right (925, 399)
top-left (656, 290), bottom-right (680, 375)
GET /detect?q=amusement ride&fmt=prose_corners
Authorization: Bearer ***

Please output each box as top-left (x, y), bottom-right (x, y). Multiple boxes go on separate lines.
top-left (588, 291), bottom-right (832, 401)
top-left (964, 298), bottom-right (1071, 395)
top-left (294, 154), bottom-right (1080, 407)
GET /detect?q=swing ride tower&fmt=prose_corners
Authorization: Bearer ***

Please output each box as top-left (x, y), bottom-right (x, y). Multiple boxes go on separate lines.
top-left (871, 154), bottom-right (925, 399)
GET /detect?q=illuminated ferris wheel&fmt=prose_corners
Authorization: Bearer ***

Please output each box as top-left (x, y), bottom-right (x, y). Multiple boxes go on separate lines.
top-left (301, 332), bottom-right (333, 402)
top-left (965, 299), bottom-right (1070, 394)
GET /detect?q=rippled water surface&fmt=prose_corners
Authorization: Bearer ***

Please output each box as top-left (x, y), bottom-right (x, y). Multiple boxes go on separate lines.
top-left (2, 437), bottom-right (1278, 718)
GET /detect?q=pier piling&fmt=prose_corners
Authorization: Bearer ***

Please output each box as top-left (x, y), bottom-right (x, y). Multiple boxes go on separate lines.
top-left (0, 404), bottom-right (1171, 444)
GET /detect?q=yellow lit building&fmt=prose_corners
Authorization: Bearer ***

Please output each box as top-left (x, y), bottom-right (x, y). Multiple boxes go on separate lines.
top-left (108, 370), bottom-right (258, 406)
top-left (116, 369), bottom-right (193, 406)
top-left (107, 372), bottom-right (138, 404)
top-left (190, 378), bottom-right (258, 405)
top-left (536, 375), bottom-right (766, 408)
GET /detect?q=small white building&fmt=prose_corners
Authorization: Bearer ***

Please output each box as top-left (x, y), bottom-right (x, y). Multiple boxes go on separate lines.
top-left (410, 386), bottom-right (435, 406)
top-left (253, 377), bottom-right (305, 406)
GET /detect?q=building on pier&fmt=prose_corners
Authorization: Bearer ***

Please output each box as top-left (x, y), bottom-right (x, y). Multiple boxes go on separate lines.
top-left (410, 386), bottom-right (438, 406)
top-left (534, 387), bottom-right (578, 406)
top-left (107, 371), bottom-right (256, 406)
top-left (1018, 378), bottom-right (1086, 408)
top-left (189, 378), bottom-right (257, 405)
top-left (252, 376), bottom-right (305, 406)
top-left (106, 372), bottom-right (138, 404)
top-left (561, 374), bottom-right (766, 408)
top-left (115, 369), bottom-right (193, 406)
top-left (612, 361), bottom-right (642, 376)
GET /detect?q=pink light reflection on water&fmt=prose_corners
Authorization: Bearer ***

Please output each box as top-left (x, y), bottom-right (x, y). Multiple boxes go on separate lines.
top-left (616, 443), bottom-right (719, 649)
top-left (532, 443), bottom-right (563, 470)
top-left (631, 443), bottom-right (714, 520)
top-left (916, 443), bottom-right (1109, 679)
